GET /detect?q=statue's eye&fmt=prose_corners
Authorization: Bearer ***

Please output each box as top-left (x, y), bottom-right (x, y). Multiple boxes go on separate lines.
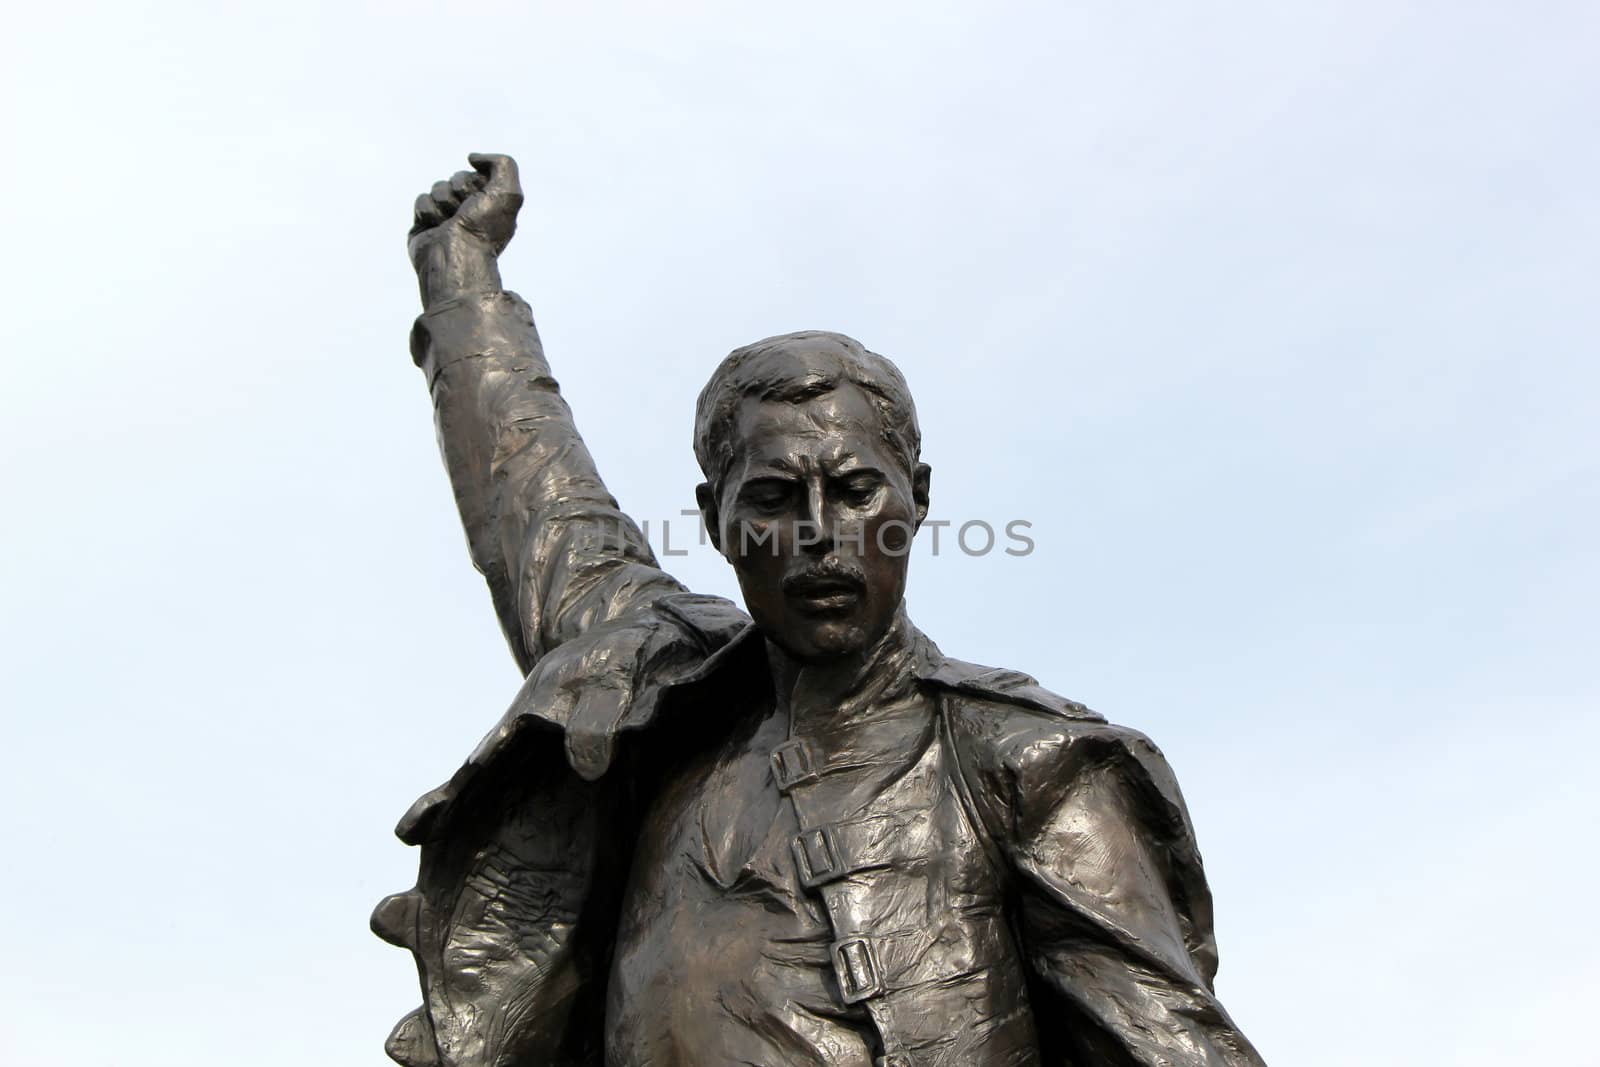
top-left (741, 481), bottom-right (794, 514)
top-left (839, 474), bottom-right (882, 506)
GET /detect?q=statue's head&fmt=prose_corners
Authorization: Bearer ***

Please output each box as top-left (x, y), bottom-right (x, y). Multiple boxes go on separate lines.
top-left (694, 331), bottom-right (931, 663)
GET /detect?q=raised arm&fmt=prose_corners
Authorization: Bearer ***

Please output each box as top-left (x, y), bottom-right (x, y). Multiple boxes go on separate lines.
top-left (407, 154), bottom-right (684, 673)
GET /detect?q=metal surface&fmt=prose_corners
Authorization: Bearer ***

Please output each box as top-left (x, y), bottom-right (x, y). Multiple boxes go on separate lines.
top-left (376, 153), bottom-right (1265, 1066)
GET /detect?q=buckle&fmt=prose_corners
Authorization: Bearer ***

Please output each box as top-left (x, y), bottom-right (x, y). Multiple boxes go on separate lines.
top-left (770, 739), bottom-right (818, 792)
top-left (792, 826), bottom-right (843, 887)
top-left (830, 935), bottom-right (884, 1003)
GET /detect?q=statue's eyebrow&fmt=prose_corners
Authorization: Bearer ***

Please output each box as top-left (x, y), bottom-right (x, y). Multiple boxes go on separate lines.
top-left (740, 455), bottom-right (805, 479)
top-left (822, 451), bottom-right (879, 473)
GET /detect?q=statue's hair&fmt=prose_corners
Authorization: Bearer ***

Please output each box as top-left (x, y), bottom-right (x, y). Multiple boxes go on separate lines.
top-left (693, 331), bottom-right (921, 491)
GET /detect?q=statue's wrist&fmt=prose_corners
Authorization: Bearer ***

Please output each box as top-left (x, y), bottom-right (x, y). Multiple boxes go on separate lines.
top-left (413, 234), bottom-right (504, 310)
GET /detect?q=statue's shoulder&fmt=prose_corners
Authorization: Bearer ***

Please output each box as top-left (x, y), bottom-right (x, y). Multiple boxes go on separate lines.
top-left (921, 654), bottom-right (1104, 725)
top-left (923, 654), bottom-right (1184, 828)
top-left (650, 591), bottom-right (755, 655)
top-left (395, 592), bottom-right (752, 844)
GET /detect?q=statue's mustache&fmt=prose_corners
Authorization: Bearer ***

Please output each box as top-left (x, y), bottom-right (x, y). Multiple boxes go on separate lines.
top-left (782, 564), bottom-right (866, 595)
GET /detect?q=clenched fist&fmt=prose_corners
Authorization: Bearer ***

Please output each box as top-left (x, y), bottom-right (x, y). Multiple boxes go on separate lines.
top-left (408, 153), bottom-right (524, 310)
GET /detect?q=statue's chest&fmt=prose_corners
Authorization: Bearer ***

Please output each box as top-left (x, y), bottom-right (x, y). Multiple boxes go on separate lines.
top-left (637, 684), bottom-right (992, 897)
top-left (615, 688), bottom-right (1038, 1065)
top-left (770, 699), bottom-right (1004, 928)
top-left (765, 694), bottom-right (1041, 1064)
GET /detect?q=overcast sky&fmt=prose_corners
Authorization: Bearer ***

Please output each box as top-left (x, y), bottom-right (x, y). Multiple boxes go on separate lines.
top-left (2, 3), bottom-right (1596, 1064)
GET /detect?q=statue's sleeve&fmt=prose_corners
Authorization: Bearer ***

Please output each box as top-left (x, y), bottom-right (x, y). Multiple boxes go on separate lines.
top-left (411, 291), bottom-right (685, 671)
top-left (953, 711), bottom-right (1266, 1066)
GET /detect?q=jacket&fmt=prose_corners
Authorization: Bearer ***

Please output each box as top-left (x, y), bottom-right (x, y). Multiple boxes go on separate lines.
top-left (376, 291), bottom-right (1264, 1066)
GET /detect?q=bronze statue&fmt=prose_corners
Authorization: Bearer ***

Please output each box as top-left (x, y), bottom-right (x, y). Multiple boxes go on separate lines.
top-left (374, 153), bottom-right (1264, 1067)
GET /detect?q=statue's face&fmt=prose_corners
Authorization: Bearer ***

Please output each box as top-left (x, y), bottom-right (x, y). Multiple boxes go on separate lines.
top-left (702, 384), bottom-right (928, 663)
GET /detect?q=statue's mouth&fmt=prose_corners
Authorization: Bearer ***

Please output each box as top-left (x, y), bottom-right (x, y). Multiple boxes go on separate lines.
top-left (783, 572), bottom-right (866, 614)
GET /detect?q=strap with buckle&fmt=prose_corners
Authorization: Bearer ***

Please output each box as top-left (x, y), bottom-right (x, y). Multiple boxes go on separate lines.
top-left (827, 915), bottom-right (1008, 1006)
top-left (791, 825), bottom-right (843, 887)
top-left (769, 738), bottom-right (820, 791)
top-left (830, 935), bottom-right (884, 1003)
top-left (791, 808), bottom-right (937, 888)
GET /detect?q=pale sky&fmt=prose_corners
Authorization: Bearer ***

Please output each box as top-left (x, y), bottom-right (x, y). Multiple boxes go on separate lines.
top-left (2, 3), bottom-right (1596, 1064)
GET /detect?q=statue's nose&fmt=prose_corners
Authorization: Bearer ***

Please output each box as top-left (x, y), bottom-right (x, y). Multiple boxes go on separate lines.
top-left (802, 482), bottom-right (835, 555)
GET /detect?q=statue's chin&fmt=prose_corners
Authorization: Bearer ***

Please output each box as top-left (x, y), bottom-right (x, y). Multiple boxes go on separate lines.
top-left (762, 616), bottom-right (889, 665)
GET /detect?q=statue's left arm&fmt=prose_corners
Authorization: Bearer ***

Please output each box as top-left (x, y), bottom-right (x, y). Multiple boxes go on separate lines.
top-left (953, 712), bottom-right (1266, 1065)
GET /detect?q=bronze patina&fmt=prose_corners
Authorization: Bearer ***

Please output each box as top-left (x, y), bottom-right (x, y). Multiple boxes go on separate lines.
top-left (374, 153), bottom-right (1264, 1067)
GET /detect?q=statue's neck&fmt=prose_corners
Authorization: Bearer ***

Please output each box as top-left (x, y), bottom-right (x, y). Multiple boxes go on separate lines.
top-left (764, 607), bottom-right (920, 734)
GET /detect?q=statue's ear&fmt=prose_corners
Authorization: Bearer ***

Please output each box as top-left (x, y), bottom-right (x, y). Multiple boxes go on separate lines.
top-left (695, 482), bottom-right (723, 553)
top-left (912, 463), bottom-right (932, 531)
